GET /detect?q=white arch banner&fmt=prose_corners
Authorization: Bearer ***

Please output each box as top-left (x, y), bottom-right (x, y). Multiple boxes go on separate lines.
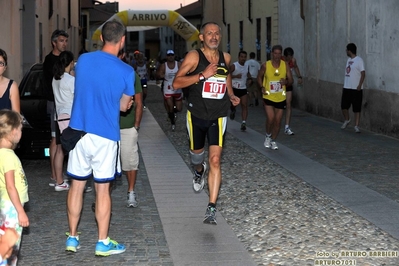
top-left (92, 10), bottom-right (200, 50)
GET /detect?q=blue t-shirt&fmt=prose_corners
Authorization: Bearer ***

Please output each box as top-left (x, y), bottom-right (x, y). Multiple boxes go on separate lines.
top-left (70, 51), bottom-right (135, 141)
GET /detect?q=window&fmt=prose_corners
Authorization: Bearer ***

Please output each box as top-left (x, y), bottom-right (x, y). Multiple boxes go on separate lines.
top-left (39, 23), bottom-right (43, 62)
top-left (239, 21), bottom-right (243, 51)
top-left (248, 0), bottom-right (253, 23)
top-left (222, 0), bottom-right (226, 25)
top-left (256, 18), bottom-right (261, 61)
top-left (266, 17), bottom-right (271, 60)
top-left (227, 24), bottom-right (230, 53)
top-left (68, 0), bottom-right (71, 28)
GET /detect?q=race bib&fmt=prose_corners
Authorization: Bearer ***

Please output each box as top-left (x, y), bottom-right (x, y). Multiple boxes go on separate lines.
top-left (168, 72), bottom-right (176, 80)
top-left (232, 80), bottom-right (241, 89)
top-left (269, 81), bottom-right (282, 93)
top-left (202, 76), bottom-right (227, 99)
top-left (166, 82), bottom-right (174, 91)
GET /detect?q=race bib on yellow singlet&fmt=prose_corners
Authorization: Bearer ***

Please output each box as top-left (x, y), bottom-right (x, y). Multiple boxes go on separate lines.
top-left (269, 81), bottom-right (282, 93)
top-left (202, 77), bottom-right (227, 99)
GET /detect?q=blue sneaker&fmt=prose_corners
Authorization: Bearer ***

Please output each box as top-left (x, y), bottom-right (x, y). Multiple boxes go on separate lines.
top-left (66, 236), bottom-right (80, 252)
top-left (95, 237), bottom-right (126, 256)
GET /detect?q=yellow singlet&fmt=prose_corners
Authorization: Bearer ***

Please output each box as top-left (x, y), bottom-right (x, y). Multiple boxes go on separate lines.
top-left (262, 60), bottom-right (287, 102)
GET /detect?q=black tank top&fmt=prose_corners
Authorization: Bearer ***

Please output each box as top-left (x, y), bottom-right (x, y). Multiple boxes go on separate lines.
top-left (187, 49), bottom-right (230, 120)
top-left (0, 80), bottom-right (13, 110)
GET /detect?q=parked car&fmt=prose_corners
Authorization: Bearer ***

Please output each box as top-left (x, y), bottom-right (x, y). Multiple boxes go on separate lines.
top-left (16, 63), bottom-right (51, 159)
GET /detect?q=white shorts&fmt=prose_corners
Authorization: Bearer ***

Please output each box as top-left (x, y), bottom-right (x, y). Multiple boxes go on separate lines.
top-left (67, 133), bottom-right (121, 182)
top-left (120, 127), bottom-right (139, 171)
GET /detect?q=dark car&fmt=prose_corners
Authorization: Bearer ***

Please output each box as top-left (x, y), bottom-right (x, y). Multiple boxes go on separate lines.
top-left (16, 63), bottom-right (51, 159)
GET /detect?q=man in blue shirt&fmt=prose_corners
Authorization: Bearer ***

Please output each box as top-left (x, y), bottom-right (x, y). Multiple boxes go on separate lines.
top-left (65, 20), bottom-right (135, 256)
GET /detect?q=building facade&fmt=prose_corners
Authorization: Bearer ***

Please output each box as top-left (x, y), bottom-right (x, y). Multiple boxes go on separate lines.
top-left (1, 0), bottom-right (80, 82)
top-left (201, 0), bottom-right (399, 138)
top-left (202, 0), bottom-right (278, 63)
top-left (280, 0), bottom-right (399, 138)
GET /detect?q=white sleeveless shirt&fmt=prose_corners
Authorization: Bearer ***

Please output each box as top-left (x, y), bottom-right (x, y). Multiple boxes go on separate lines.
top-left (231, 62), bottom-right (248, 89)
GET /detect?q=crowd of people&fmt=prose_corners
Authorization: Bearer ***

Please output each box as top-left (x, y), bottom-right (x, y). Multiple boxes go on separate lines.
top-left (0, 18), bottom-right (366, 263)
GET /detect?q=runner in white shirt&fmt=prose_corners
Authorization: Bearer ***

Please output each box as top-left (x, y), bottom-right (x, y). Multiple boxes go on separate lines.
top-left (156, 50), bottom-right (182, 131)
top-left (245, 52), bottom-right (261, 107)
top-left (229, 50), bottom-right (251, 131)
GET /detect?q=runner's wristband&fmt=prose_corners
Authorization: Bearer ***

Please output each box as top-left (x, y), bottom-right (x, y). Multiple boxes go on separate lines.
top-left (198, 72), bottom-right (206, 82)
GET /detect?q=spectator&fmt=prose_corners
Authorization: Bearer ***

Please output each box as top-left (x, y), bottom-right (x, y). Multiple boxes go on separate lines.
top-left (120, 66), bottom-right (143, 207)
top-left (340, 43), bottom-right (366, 133)
top-left (0, 49), bottom-right (20, 113)
top-left (43, 29), bottom-right (69, 187)
top-left (51, 51), bottom-right (75, 191)
top-left (65, 20), bottom-right (134, 256)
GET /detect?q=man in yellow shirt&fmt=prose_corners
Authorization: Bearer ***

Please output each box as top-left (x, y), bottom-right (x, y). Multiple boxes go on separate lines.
top-left (257, 45), bottom-right (293, 150)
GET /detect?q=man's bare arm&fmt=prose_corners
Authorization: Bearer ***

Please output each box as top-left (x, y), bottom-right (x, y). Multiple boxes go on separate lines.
top-left (172, 50), bottom-right (200, 89)
top-left (120, 94), bottom-right (133, 112)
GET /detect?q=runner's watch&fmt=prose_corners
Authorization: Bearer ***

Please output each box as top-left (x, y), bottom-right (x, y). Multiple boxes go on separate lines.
top-left (198, 72), bottom-right (206, 82)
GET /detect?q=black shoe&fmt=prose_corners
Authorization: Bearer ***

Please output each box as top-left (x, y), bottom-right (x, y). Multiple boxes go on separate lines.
top-left (229, 109), bottom-right (236, 120)
top-left (255, 99), bottom-right (259, 106)
top-left (240, 123), bottom-right (246, 131)
top-left (203, 206), bottom-right (217, 225)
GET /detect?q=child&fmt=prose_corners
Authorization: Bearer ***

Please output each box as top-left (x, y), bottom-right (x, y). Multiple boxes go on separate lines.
top-left (0, 109), bottom-right (29, 266)
top-left (0, 227), bottom-right (18, 262)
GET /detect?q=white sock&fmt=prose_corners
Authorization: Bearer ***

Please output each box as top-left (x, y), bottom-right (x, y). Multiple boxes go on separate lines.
top-left (99, 237), bottom-right (110, 245)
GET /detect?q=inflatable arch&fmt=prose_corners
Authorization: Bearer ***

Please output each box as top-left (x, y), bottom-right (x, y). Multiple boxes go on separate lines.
top-left (92, 10), bottom-right (200, 51)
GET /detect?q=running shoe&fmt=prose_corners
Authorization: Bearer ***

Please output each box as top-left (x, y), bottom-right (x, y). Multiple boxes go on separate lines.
top-left (264, 136), bottom-right (271, 149)
top-left (55, 181), bottom-right (70, 192)
top-left (284, 127), bottom-right (294, 135)
top-left (127, 191), bottom-right (138, 208)
top-left (171, 124), bottom-right (176, 131)
top-left (270, 141), bottom-right (279, 150)
top-left (354, 126), bottom-right (360, 133)
top-left (84, 186), bottom-right (92, 193)
top-left (341, 119), bottom-right (351, 129)
top-left (49, 178), bottom-right (56, 187)
top-left (66, 236), bottom-right (80, 252)
top-left (229, 109), bottom-right (236, 120)
top-left (193, 162), bottom-right (207, 192)
top-left (240, 122), bottom-right (246, 131)
top-left (95, 237), bottom-right (126, 256)
top-left (203, 206), bottom-right (217, 225)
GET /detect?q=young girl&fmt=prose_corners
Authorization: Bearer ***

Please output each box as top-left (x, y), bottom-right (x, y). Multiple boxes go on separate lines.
top-left (0, 109), bottom-right (29, 266)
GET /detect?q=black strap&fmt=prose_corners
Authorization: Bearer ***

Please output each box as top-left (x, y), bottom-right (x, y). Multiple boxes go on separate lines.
top-left (6, 80), bottom-right (13, 91)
